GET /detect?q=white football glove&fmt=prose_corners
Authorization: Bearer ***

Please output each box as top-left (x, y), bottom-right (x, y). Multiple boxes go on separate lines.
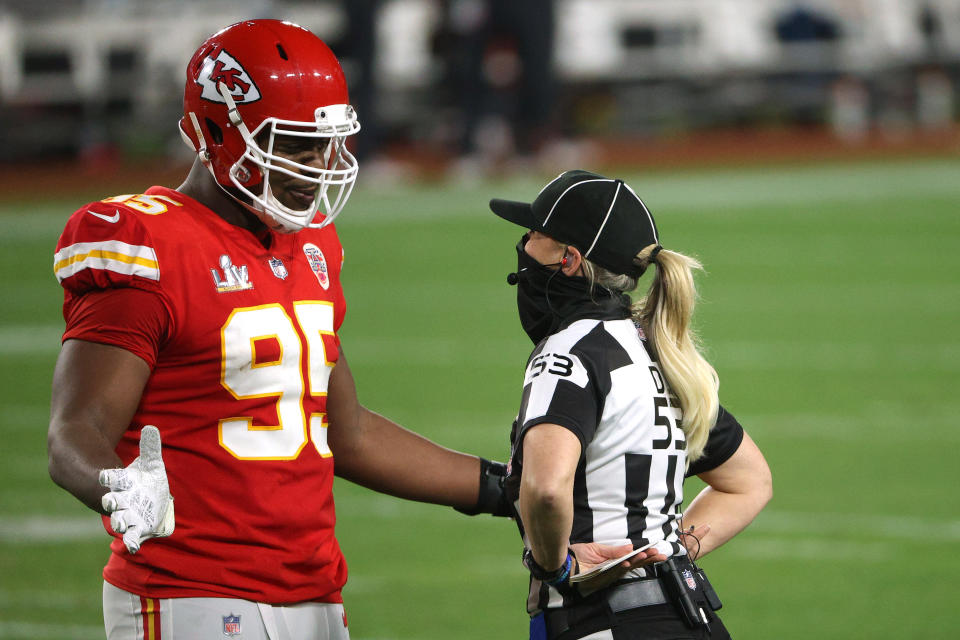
top-left (99, 425), bottom-right (175, 554)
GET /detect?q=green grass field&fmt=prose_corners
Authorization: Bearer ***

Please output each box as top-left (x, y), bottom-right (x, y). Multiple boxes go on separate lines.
top-left (1, 157), bottom-right (958, 638)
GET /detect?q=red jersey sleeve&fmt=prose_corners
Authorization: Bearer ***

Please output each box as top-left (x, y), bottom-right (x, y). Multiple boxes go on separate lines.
top-left (54, 201), bottom-right (166, 296)
top-left (54, 197), bottom-right (175, 366)
top-left (62, 287), bottom-right (171, 368)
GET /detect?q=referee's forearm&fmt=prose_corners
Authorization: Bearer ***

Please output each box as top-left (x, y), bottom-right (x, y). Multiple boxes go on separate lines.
top-left (682, 485), bottom-right (771, 558)
top-left (519, 484), bottom-right (573, 570)
top-left (517, 424), bottom-right (581, 569)
top-left (683, 431), bottom-right (772, 557)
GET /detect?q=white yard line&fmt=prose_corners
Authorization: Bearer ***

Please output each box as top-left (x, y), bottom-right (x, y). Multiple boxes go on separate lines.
top-left (0, 589), bottom-right (96, 609)
top-left (737, 406), bottom-right (960, 443)
top-left (0, 515), bottom-right (104, 542)
top-left (723, 537), bottom-right (898, 562)
top-left (708, 333), bottom-right (960, 368)
top-left (0, 326), bottom-right (63, 354)
top-left (753, 510), bottom-right (960, 541)
top-left (5, 160), bottom-right (960, 241)
top-left (4, 324), bottom-right (960, 374)
top-left (2, 509), bottom-right (957, 544)
top-left (344, 158), bottom-right (960, 222)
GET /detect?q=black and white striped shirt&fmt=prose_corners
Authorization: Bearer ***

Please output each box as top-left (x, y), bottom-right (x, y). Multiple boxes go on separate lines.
top-left (506, 316), bottom-right (743, 613)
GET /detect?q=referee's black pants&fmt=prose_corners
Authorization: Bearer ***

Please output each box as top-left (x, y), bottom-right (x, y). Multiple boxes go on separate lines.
top-left (538, 593), bottom-right (731, 640)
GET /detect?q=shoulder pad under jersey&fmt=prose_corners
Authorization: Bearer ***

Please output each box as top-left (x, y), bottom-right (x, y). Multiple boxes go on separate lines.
top-left (53, 195), bottom-right (170, 296)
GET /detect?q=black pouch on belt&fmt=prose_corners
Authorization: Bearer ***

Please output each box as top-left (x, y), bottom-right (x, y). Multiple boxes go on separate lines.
top-left (695, 567), bottom-right (723, 612)
top-left (659, 556), bottom-right (718, 630)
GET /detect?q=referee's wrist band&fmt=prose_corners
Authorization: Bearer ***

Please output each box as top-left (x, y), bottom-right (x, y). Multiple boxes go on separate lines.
top-left (547, 553), bottom-right (573, 586)
top-left (523, 548), bottom-right (574, 586)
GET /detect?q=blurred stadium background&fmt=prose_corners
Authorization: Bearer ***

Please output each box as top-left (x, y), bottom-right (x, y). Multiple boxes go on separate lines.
top-left (1, 1), bottom-right (958, 639)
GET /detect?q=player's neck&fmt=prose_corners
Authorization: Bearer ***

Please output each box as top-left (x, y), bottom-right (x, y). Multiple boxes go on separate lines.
top-left (177, 160), bottom-right (268, 236)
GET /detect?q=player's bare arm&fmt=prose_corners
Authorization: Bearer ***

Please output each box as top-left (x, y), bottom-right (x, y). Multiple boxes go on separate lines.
top-left (326, 346), bottom-right (483, 510)
top-left (48, 339), bottom-right (151, 514)
top-left (681, 431), bottom-right (773, 558)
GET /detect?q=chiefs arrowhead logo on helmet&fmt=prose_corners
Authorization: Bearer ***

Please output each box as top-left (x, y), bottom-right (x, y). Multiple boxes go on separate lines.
top-left (196, 49), bottom-right (261, 104)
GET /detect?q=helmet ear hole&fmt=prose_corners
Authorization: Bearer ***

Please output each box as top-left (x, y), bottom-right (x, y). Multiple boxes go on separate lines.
top-left (205, 118), bottom-right (224, 145)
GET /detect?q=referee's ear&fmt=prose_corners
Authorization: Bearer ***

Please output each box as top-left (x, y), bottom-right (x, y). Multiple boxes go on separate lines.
top-left (561, 245), bottom-right (583, 277)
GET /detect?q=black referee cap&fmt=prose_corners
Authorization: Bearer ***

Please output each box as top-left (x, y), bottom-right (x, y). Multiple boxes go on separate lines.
top-left (489, 170), bottom-right (660, 278)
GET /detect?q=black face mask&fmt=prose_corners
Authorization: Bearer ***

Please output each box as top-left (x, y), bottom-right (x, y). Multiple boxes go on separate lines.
top-left (511, 239), bottom-right (602, 344)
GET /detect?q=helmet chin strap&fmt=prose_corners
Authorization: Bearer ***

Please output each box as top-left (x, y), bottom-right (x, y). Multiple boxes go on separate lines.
top-left (212, 161), bottom-right (312, 234)
top-left (182, 112), bottom-right (211, 163)
top-left (206, 176), bottom-right (285, 232)
top-left (219, 166), bottom-right (322, 234)
top-left (218, 81), bottom-right (267, 189)
top-left (261, 180), bottom-right (320, 230)
top-left (219, 82), bottom-right (256, 142)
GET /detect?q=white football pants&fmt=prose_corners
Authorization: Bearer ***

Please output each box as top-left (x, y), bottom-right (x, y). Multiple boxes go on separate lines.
top-left (103, 581), bottom-right (350, 640)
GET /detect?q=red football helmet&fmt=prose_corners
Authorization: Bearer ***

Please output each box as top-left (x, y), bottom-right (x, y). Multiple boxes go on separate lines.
top-left (179, 20), bottom-right (360, 232)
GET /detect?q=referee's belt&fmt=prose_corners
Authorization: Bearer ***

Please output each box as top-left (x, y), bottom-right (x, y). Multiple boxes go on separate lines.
top-left (543, 578), bottom-right (668, 636)
top-left (606, 578), bottom-right (668, 612)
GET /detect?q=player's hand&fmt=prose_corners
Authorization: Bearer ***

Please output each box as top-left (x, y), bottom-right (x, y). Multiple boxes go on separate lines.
top-left (99, 425), bottom-right (175, 554)
top-left (569, 542), bottom-right (668, 594)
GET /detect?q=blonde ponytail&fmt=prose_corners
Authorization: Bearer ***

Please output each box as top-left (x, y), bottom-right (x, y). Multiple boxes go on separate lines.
top-left (634, 249), bottom-right (718, 463)
top-left (579, 246), bottom-right (719, 463)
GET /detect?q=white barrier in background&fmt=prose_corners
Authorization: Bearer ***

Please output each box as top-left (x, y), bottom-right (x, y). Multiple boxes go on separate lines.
top-left (0, 1), bottom-right (958, 109)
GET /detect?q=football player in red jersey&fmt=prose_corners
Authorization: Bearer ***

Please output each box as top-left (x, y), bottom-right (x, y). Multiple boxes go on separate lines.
top-left (47, 19), bottom-right (507, 640)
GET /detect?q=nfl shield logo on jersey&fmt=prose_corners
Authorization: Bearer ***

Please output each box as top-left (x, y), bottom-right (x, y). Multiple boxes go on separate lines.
top-left (268, 257), bottom-right (288, 280)
top-left (302, 243), bottom-right (330, 290)
top-left (682, 568), bottom-right (698, 590)
top-left (222, 614), bottom-right (241, 636)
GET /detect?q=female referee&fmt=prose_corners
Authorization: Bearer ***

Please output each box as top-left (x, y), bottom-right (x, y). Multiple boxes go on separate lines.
top-left (490, 170), bottom-right (772, 640)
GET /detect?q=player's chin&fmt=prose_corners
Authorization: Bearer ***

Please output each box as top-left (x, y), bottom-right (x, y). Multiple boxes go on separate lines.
top-left (281, 188), bottom-right (318, 211)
